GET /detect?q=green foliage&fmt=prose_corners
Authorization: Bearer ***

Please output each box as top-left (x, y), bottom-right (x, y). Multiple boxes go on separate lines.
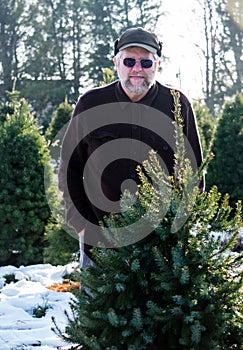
top-left (0, 92), bottom-right (50, 266)
top-left (206, 93), bottom-right (243, 204)
top-left (18, 79), bottom-right (73, 130)
top-left (53, 90), bottom-right (243, 349)
top-left (3, 273), bottom-right (19, 284)
top-left (43, 98), bottom-right (79, 265)
top-left (84, 0), bottom-right (117, 85)
top-left (0, 102), bottom-right (14, 123)
top-left (193, 100), bottom-right (216, 157)
top-left (0, 0), bottom-right (26, 94)
top-left (100, 68), bottom-right (115, 86)
top-left (43, 217), bottom-right (79, 266)
top-left (45, 97), bottom-right (73, 142)
top-left (32, 297), bottom-right (50, 318)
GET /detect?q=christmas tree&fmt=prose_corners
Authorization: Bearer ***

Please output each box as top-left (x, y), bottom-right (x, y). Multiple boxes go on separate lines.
top-left (53, 91), bottom-right (242, 349)
top-left (0, 92), bottom-right (50, 266)
top-left (45, 97), bottom-right (73, 143)
top-left (206, 93), bottom-right (243, 205)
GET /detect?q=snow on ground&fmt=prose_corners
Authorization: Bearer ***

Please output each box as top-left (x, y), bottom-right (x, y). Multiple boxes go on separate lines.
top-left (0, 263), bottom-right (79, 350)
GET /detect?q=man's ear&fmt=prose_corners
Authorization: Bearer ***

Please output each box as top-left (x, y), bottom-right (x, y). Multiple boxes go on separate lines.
top-left (157, 58), bottom-right (161, 68)
top-left (113, 56), bottom-right (118, 69)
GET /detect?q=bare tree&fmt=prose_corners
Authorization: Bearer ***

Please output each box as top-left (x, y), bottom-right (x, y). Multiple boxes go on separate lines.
top-left (197, 0), bottom-right (242, 114)
top-left (202, 0), bottom-right (219, 114)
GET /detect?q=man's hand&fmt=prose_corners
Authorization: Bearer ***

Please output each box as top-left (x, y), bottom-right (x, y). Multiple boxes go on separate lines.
top-left (79, 229), bottom-right (85, 237)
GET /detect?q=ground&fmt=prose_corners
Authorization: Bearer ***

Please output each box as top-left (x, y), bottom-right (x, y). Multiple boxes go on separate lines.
top-left (0, 263), bottom-right (78, 350)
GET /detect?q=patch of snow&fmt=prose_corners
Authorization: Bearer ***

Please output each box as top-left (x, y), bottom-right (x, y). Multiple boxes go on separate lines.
top-left (0, 263), bottom-right (79, 349)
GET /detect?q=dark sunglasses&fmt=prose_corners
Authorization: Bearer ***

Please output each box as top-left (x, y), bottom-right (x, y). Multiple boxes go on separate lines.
top-left (123, 57), bottom-right (154, 69)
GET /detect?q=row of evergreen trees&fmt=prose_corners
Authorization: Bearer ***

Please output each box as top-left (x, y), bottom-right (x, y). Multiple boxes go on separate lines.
top-left (0, 89), bottom-right (242, 267)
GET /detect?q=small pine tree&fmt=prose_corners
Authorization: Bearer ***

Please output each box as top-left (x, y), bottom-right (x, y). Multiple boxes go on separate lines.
top-left (206, 93), bottom-right (243, 204)
top-left (0, 92), bottom-right (51, 266)
top-left (53, 91), bottom-right (243, 349)
top-left (45, 97), bottom-right (73, 143)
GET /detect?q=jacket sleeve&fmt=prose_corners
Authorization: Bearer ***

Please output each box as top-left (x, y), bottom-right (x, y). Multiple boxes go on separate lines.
top-left (58, 98), bottom-right (95, 233)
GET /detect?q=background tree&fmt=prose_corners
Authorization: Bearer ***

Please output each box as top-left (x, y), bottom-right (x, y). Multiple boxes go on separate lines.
top-left (216, 0), bottom-right (242, 100)
top-left (84, 0), bottom-right (117, 86)
top-left (45, 97), bottom-right (73, 142)
top-left (21, 0), bottom-right (88, 106)
top-left (18, 80), bottom-right (73, 130)
top-left (193, 100), bottom-right (216, 157)
top-left (20, 0), bottom-right (75, 119)
top-left (206, 93), bottom-right (243, 205)
top-left (43, 97), bottom-right (79, 265)
top-left (0, 92), bottom-right (50, 266)
top-left (69, 0), bottom-right (88, 100)
top-left (44, 217), bottom-right (79, 265)
top-left (200, 0), bottom-right (242, 114)
top-left (0, 0), bottom-right (27, 96)
top-left (53, 91), bottom-right (242, 349)
top-left (23, 0), bottom-right (70, 81)
top-left (201, 0), bottom-right (220, 115)
top-left (132, 0), bottom-right (163, 29)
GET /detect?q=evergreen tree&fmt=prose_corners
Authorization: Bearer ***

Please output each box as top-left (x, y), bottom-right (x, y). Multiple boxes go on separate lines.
top-left (53, 91), bottom-right (243, 349)
top-left (84, 0), bottom-right (118, 86)
top-left (45, 97), bottom-right (73, 143)
top-left (193, 100), bottom-right (216, 157)
top-left (43, 177), bottom-right (79, 266)
top-left (206, 93), bottom-right (243, 204)
top-left (43, 217), bottom-right (79, 265)
top-left (23, 0), bottom-right (70, 81)
top-left (0, 0), bottom-right (27, 96)
top-left (44, 97), bottom-right (79, 265)
top-left (0, 92), bottom-right (50, 266)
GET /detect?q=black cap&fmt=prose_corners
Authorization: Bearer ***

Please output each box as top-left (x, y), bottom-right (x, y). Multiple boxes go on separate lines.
top-left (114, 27), bottom-right (162, 57)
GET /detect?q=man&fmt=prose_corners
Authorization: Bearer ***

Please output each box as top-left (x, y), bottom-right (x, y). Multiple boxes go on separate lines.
top-left (59, 27), bottom-right (204, 267)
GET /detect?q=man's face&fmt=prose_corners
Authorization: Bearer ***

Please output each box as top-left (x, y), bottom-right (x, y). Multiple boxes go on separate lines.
top-left (114, 47), bottom-right (160, 102)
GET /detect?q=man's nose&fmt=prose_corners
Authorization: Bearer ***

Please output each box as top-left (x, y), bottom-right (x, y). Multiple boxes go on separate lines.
top-left (131, 61), bottom-right (143, 71)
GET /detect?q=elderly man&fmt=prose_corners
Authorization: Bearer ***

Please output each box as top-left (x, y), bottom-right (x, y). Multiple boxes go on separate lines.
top-left (59, 27), bottom-right (203, 267)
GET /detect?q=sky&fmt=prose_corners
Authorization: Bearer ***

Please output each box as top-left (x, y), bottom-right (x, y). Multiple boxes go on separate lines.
top-left (156, 0), bottom-right (206, 102)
